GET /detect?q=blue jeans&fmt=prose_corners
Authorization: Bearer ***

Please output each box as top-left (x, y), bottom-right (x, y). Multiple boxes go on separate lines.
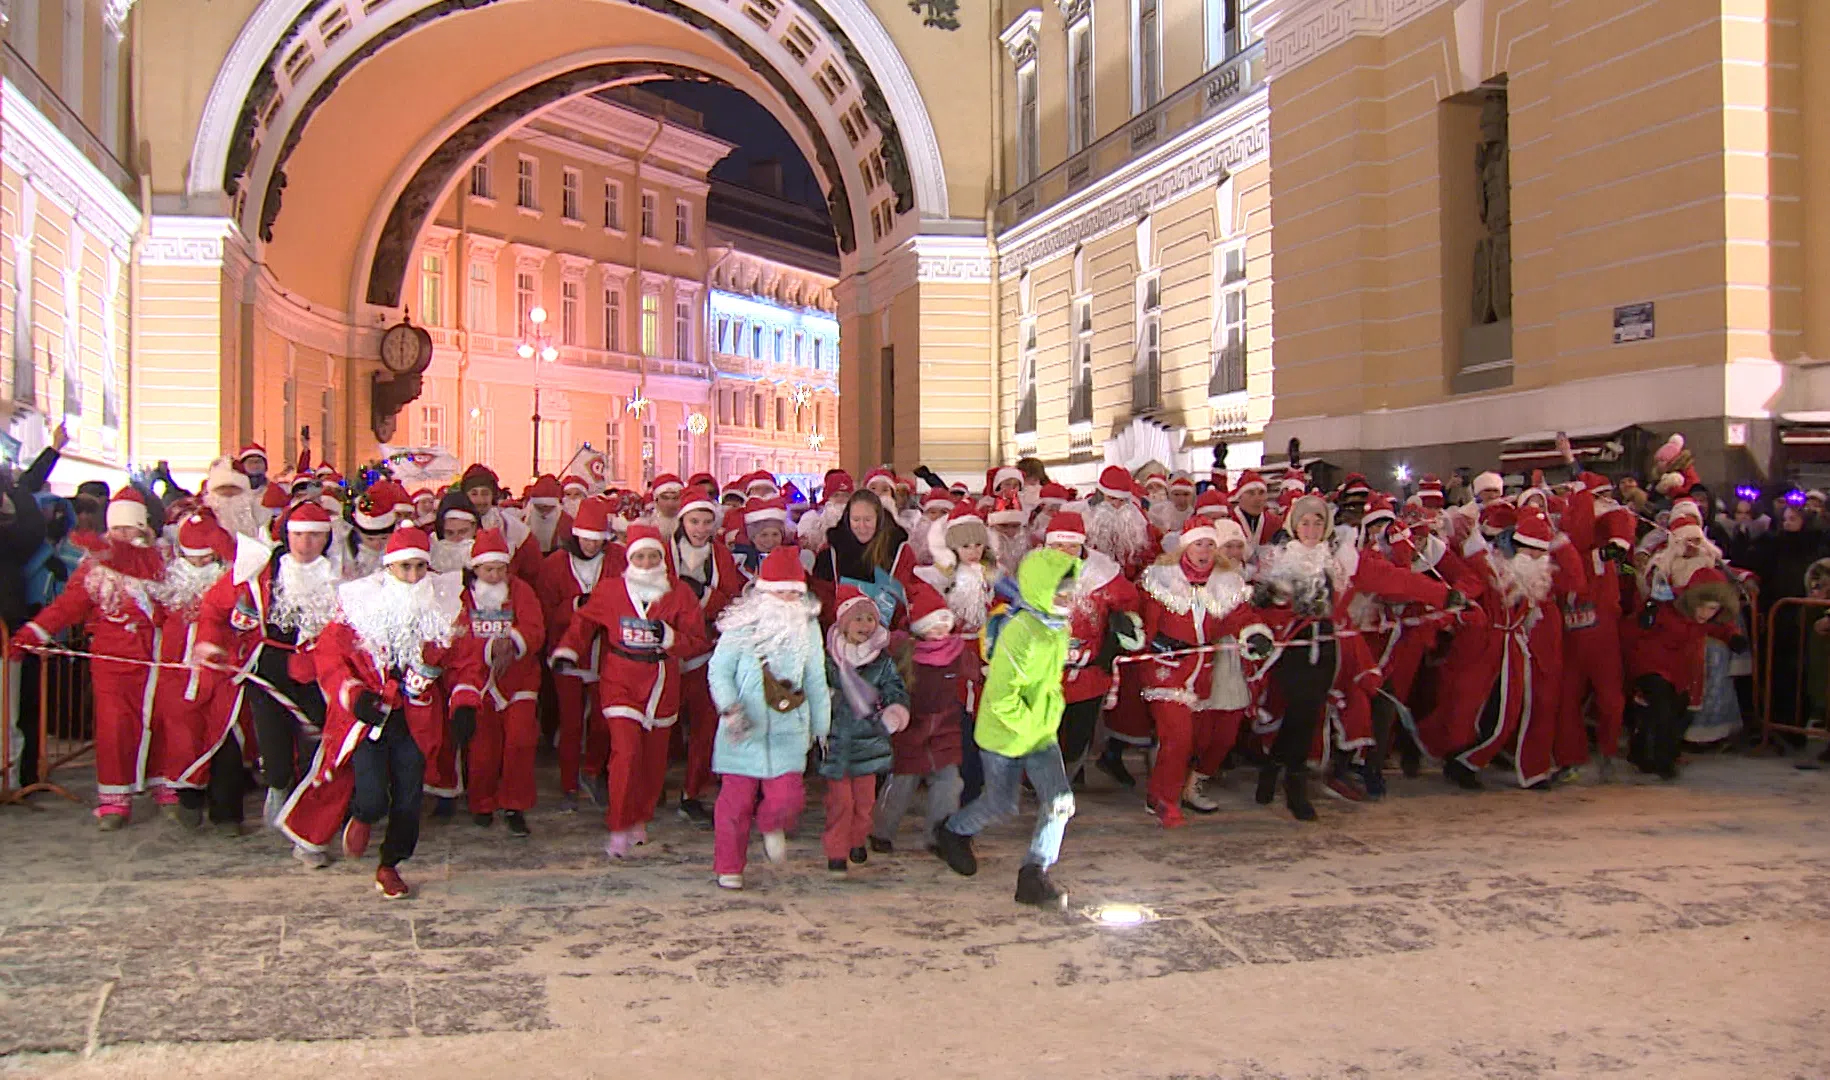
top-left (946, 742), bottom-right (1075, 870)
top-left (351, 713), bottom-right (425, 868)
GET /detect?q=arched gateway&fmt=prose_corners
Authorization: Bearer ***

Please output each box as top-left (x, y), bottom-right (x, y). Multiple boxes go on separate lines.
top-left (134, 0), bottom-right (998, 481)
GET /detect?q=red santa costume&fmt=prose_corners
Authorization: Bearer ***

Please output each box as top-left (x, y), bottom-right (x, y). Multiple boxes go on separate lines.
top-left (797, 468), bottom-right (856, 556)
top-left (148, 512), bottom-right (249, 823)
top-left (458, 464), bottom-right (544, 581)
top-left (279, 527), bottom-right (483, 898)
top-left (1137, 522), bottom-right (1256, 826)
top-left (10, 492), bottom-right (166, 824)
top-left (1050, 511), bottom-right (1143, 770)
top-left (1417, 508), bottom-right (1586, 788)
top-left (552, 524), bottom-right (710, 856)
top-left (534, 496), bottom-right (612, 803)
top-left (462, 530), bottom-right (547, 824)
top-left (523, 474), bottom-right (568, 555)
top-left (1229, 471), bottom-right (1284, 557)
top-left (908, 487), bottom-right (956, 565)
top-left (673, 491), bottom-right (744, 817)
top-left (1554, 475), bottom-right (1635, 770)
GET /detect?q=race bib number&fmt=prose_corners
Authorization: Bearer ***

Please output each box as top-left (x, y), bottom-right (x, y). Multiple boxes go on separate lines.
top-left (620, 616), bottom-right (663, 651)
top-left (1562, 601), bottom-right (1598, 632)
top-left (471, 608), bottom-right (514, 639)
top-left (1066, 640), bottom-right (1091, 670)
top-left (230, 600), bottom-right (260, 632)
top-left (403, 661), bottom-right (442, 700)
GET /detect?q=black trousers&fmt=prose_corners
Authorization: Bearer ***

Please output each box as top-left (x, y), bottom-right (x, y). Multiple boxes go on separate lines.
top-left (176, 738), bottom-right (247, 822)
top-left (1057, 697), bottom-right (1102, 773)
top-left (251, 655), bottom-right (326, 792)
top-left (1271, 631), bottom-right (1336, 772)
top-left (351, 714), bottom-right (425, 868)
top-left (1632, 674), bottom-right (1687, 774)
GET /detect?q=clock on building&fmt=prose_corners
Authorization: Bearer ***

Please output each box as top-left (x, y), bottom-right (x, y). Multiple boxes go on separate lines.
top-left (379, 318), bottom-right (433, 375)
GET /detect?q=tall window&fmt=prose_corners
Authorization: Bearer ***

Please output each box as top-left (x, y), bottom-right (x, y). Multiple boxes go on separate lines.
top-left (538, 419), bottom-right (569, 472)
top-left (561, 281), bottom-right (580, 346)
top-left (640, 192), bottom-right (658, 240)
top-left (467, 260), bottom-right (495, 334)
top-left (1134, 0), bottom-right (1162, 112)
top-left (774, 328), bottom-right (785, 364)
top-left (603, 180), bottom-right (621, 230)
top-left (606, 410), bottom-right (623, 480)
top-left (673, 202), bottom-right (691, 247)
top-left (514, 272), bottom-right (537, 337)
top-left (1016, 61), bottom-right (1039, 184)
top-left (603, 287), bottom-right (622, 351)
top-left (676, 427), bottom-right (691, 478)
top-left (793, 331), bottom-right (805, 366)
top-left (470, 156), bottom-right (493, 200)
top-left (641, 292), bottom-right (660, 355)
top-left (674, 300), bottom-right (692, 361)
top-left (1133, 272), bottom-right (1162, 411)
top-left (419, 253), bottom-right (445, 327)
top-left (1068, 18), bottom-right (1094, 153)
top-left (1015, 317), bottom-right (1038, 435)
top-left (1071, 295), bottom-right (1094, 425)
top-left (1206, 0), bottom-right (1242, 68)
top-left (562, 169), bottom-right (582, 221)
top-left (516, 156), bottom-right (538, 211)
top-left (751, 324), bottom-right (764, 358)
top-left (63, 0), bottom-right (84, 112)
top-left (321, 389), bottom-right (338, 465)
top-left (1209, 243), bottom-right (1248, 397)
top-left (812, 337), bottom-right (824, 369)
top-left (776, 399), bottom-right (787, 431)
top-left (418, 403), bottom-right (446, 448)
top-left (753, 394), bottom-right (766, 429)
top-left (467, 407), bottom-right (494, 466)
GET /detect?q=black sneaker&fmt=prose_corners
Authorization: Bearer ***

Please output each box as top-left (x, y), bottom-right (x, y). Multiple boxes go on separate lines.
top-left (868, 835), bottom-right (894, 854)
top-left (1254, 762), bottom-right (1280, 806)
top-left (849, 845), bottom-right (868, 865)
top-left (432, 797), bottom-right (456, 819)
top-left (1444, 758), bottom-right (1484, 790)
top-left (1014, 864), bottom-right (1066, 910)
top-left (933, 825), bottom-right (978, 877)
top-left (1399, 740), bottom-right (1423, 778)
top-left (1094, 747), bottom-right (1136, 789)
top-left (472, 812), bottom-right (493, 828)
top-left (677, 797), bottom-right (714, 829)
top-left (827, 857), bottom-right (848, 873)
top-left (504, 811), bottom-right (530, 838)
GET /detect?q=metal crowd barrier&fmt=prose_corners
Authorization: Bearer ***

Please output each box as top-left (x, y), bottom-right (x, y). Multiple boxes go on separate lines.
top-left (2, 630), bottom-right (93, 806)
top-left (1759, 596), bottom-right (1830, 751)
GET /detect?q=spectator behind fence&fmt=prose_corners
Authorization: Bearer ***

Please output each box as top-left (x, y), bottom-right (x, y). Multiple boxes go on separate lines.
top-left (1718, 498), bottom-right (1770, 569)
top-left (1747, 504), bottom-right (1829, 735)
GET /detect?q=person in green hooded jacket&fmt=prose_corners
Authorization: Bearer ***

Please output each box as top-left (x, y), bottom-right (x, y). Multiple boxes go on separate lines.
top-left (933, 546), bottom-right (1079, 909)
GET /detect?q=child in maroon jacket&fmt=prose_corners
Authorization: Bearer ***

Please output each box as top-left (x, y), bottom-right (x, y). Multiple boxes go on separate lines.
top-left (869, 581), bottom-right (965, 853)
top-left (1624, 566), bottom-right (1741, 780)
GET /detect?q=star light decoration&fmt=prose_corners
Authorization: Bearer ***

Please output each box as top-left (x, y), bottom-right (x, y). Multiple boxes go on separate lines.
top-left (790, 384), bottom-right (812, 409)
top-left (806, 431), bottom-right (825, 450)
top-left (686, 412), bottom-right (708, 435)
top-left (626, 391), bottom-right (651, 417)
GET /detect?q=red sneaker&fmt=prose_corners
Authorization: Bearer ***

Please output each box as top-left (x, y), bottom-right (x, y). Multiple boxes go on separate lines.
top-left (342, 818), bottom-right (371, 860)
top-left (375, 865), bottom-right (410, 900)
top-left (1323, 773), bottom-right (1368, 803)
top-left (1149, 799), bottom-right (1187, 829)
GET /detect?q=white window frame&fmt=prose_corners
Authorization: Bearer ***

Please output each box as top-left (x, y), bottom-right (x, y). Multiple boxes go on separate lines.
top-left (419, 252), bottom-right (445, 327)
top-left (514, 272), bottom-right (538, 338)
top-left (1210, 241), bottom-right (1248, 399)
top-left (1068, 16), bottom-right (1094, 154)
top-left (676, 427), bottom-right (692, 478)
top-left (1205, 0), bottom-right (1240, 68)
top-left (641, 290), bottom-right (660, 355)
top-left (467, 407), bottom-right (494, 468)
top-left (561, 280), bottom-right (580, 346)
top-left (418, 403), bottom-right (447, 448)
top-left (469, 155), bottom-right (493, 202)
top-left (1132, 0), bottom-right (1162, 114)
top-left (640, 191), bottom-right (658, 241)
top-left (1133, 270), bottom-right (1162, 410)
top-left (673, 201), bottom-right (692, 248)
top-left (515, 155), bottom-right (539, 213)
top-left (607, 409), bottom-right (624, 481)
top-left (561, 167), bottom-right (583, 222)
top-left (674, 298), bottom-right (692, 362)
top-left (1015, 59), bottom-right (1040, 185)
top-left (1015, 316), bottom-right (1039, 435)
top-left (63, 0), bottom-right (85, 114)
top-left (603, 179), bottom-right (623, 232)
top-left (603, 286), bottom-right (622, 351)
top-left (467, 259), bottom-right (495, 334)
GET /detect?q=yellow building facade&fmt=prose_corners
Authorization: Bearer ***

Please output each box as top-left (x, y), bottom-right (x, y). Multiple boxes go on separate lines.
top-left (2, 0), bottom-right (1826, 489)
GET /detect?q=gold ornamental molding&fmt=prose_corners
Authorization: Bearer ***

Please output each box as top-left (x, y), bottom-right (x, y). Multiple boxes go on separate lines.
top-left (1254, 0), bottom-right (1452, 80)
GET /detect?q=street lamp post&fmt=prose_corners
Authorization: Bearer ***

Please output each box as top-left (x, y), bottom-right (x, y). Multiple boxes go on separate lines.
top-left (519, 305), bottom-right (559, 475)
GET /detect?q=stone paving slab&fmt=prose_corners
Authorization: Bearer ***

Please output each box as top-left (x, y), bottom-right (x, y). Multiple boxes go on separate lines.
top-left (0, 755), bottom-right (1827, 1077)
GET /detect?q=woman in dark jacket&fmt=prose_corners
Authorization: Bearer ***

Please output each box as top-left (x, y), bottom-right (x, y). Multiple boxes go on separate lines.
top-left (810, 490), bottom-right (910, 632)
top-left (1746, 505), bottom-right (1829, 738)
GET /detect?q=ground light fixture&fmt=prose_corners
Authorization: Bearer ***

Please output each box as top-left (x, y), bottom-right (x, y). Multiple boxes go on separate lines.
top-left (1084, 903), bottom-right (1156, 927)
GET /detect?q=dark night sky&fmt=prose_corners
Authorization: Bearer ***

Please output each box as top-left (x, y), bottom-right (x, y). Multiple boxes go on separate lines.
top-left (648, 80), bottom-right (831, 215)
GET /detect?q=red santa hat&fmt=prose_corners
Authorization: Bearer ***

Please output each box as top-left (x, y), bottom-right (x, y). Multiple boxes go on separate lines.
top-left (1669, 498), bottom-right (1703, 527)
top-left (754, 547), bottom-right (807, 594)
top-left (1280, 469), bottom-right (1308, 494)
top-left (921, 487), bottom-right (954, 510)
top-left (991, 466), bottom-right (1023, 493)
top-left (1097, 465), bottom-right (1133, 502)
top-left (571, 498), bottom-right (611, 541)
top-left (823, 469), bottom-right (855, 500)
top-left (177, 511), bottom-right (231, 560)
top-left (1472, 471), bottom-right (1505, 499)
top-left (624, 523), bottom-right (665, 561)
top-left (104, 489), bottom-right (149, 532)
top-left (679, 490), bottom-right (720, 520)
top-left (1478, 500), bottom-right (1517, 538)
top-left (1039, 482), bottom-right (1072, 507)
top-left (1194, 487), bottom-right (1229, 519)
top-left (469, 528), bottom-right (512, 566)
top-left (650, 473), bottom-right (684, 499)
top-left (743, 497), bottom-right (789, 528)
top-left (743, 471), bottom-right (780, 496)
top-left (1234, 470), bottom-right (1267, 497)
top-left (688, 472), bottom-right (718, 494)
top-left (947, 500), bottom-right (985, 528)
top-left (442, 503), bottom-right (479, 528)
top-left (1168, 473), bottom-right (1196, 494)
top-left (833, 584), bottom-right (877, 626)
top-left (1572, 471), bottom-right (1612, 496)
top-left (1511, 507), bottom-right (1555, 550)
top-left (1178, 520), bottom-right (1219, 548)
top-left (285, 501), bottom-right (333, 534)
top-left (352, 488), bottom-right (400, 534)
top-left (1339, 473), bottom-right (1371, 499)
top-left (410, 487), bottom-right (436, 506)
top-left (1416, 474), bottom-right (1445, 508)
top-left (906, 580), bottom-right (954, 636)
top-left (720, 506), bottom-right (747, 546)
top-left (235, 442), bottom-right (267, 465)
top-left (1044, 509), bottom-right (1086, 546)
top-left (261, 482), bottom-right (291, 510)
top-left (987, 493), bottom-right (1027, 528)
top-left (527, 475), bottom-right (563, 505)
top-left (561, 475), bottom-right (590, 496)
top-left (863, 467), bottom-right (897, 492)
top-left (460, 463), bottom-right (502, 496)
top-left (948, 480), bottom-right (970, 497)
top-left (1361, 493), bottom-right (1397, 528)
top-left (383, 526), bottom-right (432, 565)
top-left (1597, 505), bottom-right (1637, 550)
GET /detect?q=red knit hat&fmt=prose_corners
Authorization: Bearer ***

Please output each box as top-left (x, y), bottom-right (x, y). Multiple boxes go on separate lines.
top-left (571, 498), bottom-right (611, 541)
top-left (907, 580), bottom-right (953, 636)
top-left (833, 584), bottom-right (876, 625)
top-left (755, 547), bottom-right (807, 594)
top-left (383, 525), bottom-right (432, 565)
top-left (1044, 509), bottom-right (1086, 546)
top-left (469, 528), bottom-right (511, 566)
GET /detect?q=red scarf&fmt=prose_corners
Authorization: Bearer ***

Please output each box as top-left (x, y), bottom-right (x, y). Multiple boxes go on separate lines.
top-left (1180, 551), bottom-right (1214, 586)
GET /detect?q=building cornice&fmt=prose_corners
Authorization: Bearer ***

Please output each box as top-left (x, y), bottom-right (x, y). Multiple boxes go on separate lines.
top-left (543, 97), bottom-right (735, 176)
top-left (142, 215), bottom-right (236, 267)
top-left (1000, 9), bottom-right (1042, 66)
top-left (509, 242), bottom-right (549, 271)
top-left (1255, 0), bottom-right (1453, 80)
top-left (996, 92), bottom-right (1269, 275)
top-left (556, 252), bottom-right (594, 279)
top-left (2, 79), bottom-right (139, 261)
top-left (911, 234), bottom-right (991, 284)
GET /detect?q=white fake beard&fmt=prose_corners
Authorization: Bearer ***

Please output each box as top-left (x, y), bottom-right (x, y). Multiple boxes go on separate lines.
top-left (625, 564), bottom-right (671, 606)
top-left (716, 590), bottom-right (820, 675)
top-left (527, 506), bottom-right (560, 552)
top-left (430, 537), bottom-right (473, 574)
top-left (471, 579), bottom-right (510, 610)
top-left (1265, 540), bottom-right (1338, 611)
top-left (344, 573), bottom-right (457, 673)
top-left (1499, 550), bottom-right (1554, 605)
top-left (1148, 502), bottom-right (1187, 534)
top-left (945, 561), bottom-right (995, 631)
top-left (909, 516), bottom-right (942, 564)
top-left (995, 531), bottom-right (1027, 577)
top-left (206, 489), bottom-right (265, 539)
top-left (875, 491), bottom-right (898, 516)
top-left (154, 558), bottom-right (226, 618)
top-left (562, 495), bottom-right (583, 518)
top-left (676, 540), bottom-right (713, 583)
top-left (1086, 500), bottom-right (1150, 566)
top-left (273, 555), bottom-right (341, 639)
top-left (645, 513), bottom-right (679, 541)
top-left (349, 543), bottom-right (384, 580)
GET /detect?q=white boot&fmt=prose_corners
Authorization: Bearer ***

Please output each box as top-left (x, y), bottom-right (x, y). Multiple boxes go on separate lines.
top-left (1182, 772), bottom-right (1220, 814)
top-left (762, 830), bottom-right (787, 865)
top-left (263, 788), bottom-right (287, 828)
top-left (717, 873), bottom-right (744, 891)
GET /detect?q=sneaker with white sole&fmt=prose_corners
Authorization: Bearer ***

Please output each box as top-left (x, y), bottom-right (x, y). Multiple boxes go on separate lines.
top-left (1181, 773), bottom-right (1220, 814)
top-left (292, 844), bottom-right (330, 869)
top-left (717, 873), bottom-right (744, 890)
top-left (263, 788), bottom-right (287, 828)
top-left (762, 830), bottom-right (787, 865)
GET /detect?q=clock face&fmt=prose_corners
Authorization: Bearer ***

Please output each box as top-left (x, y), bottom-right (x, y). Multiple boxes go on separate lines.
top-left (381, 323), bottom-right (424, 373)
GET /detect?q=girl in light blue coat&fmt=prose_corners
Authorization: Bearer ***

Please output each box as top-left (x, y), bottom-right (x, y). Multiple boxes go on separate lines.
top-left (707, 547), bottom-right (832, 890)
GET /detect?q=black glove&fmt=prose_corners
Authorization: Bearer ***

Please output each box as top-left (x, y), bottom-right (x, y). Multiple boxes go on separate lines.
top-left (354, 690), bottom-right (390, 728)
top-left (1638, 602), bottom-right (1658, 631)
top-left (1444, 589), bottom-right (1467, 611)
top-left (449, 705), bottom-right (477, 748)
top-left (1601, 544), bottom-right (1630, 566)
top-left (914, 465), bottom-right (948, 492)
top-left (1729, 634), bottom-right (1750, 654)
top-left (1251, 581), bottom-right (1276, 608)
top-left (1241, 631), bottom-right (1275, 661)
